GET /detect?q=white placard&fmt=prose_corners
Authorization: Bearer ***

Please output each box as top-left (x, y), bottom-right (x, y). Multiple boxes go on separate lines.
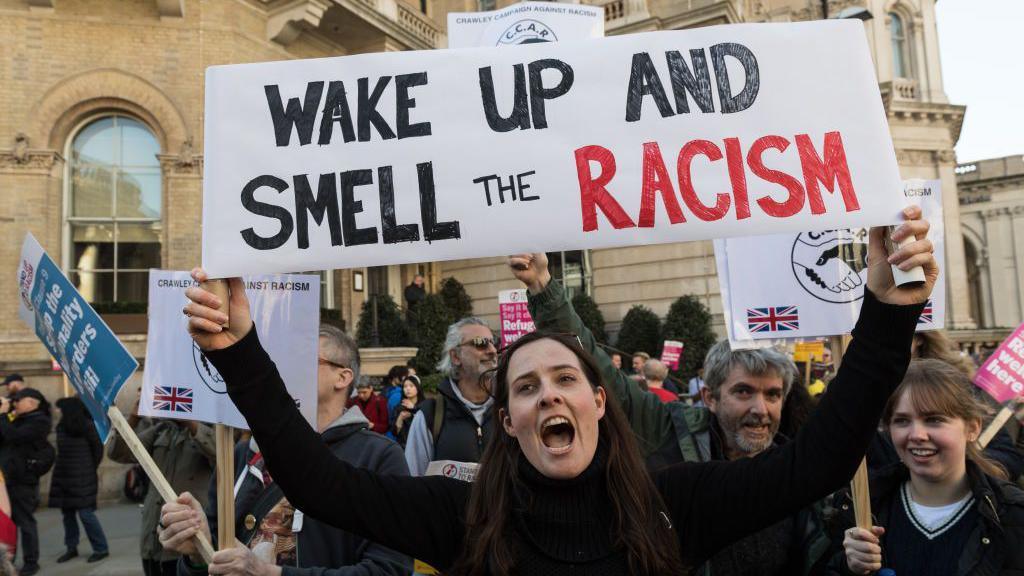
top-left (140, 270), bottom-right (320, 429)
top-left (447, 1), bottom-right (603, 49)
top-left (203, 21), bottom-right (907, 278)
top-left (715, 179), bottom-right (945, 346)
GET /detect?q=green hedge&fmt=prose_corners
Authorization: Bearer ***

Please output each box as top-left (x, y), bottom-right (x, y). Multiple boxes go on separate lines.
top-left (615, 305), bottom-right (662, 357)
top-left (662, 295), bottom-right (717, 380)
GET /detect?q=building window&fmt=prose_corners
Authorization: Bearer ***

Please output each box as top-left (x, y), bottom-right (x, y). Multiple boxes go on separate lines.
top-left (65, 115), bottom-right (162, 305)
top-left (890, 13), bottom-right (910, 78)
top-left (546, 251), bottom-right (591, 299)
top-left (478, 0), bottom-right (496, 11)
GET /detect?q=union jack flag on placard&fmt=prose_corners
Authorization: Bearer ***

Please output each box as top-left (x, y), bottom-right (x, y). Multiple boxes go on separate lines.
top-left (747, 306), bottom-right (800, 333)
top-left (153, 386), bottom-right (193, 413)
top-left (918, 300), bottom-right (933, 324)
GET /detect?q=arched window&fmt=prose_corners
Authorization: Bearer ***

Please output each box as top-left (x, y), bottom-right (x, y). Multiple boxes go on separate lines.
top-left (890, 12), bottom-right (910, 78)
top-left (65, 115), bottom-right (162, 304)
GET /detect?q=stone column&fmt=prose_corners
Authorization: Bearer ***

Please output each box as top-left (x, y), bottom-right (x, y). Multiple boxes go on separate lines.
top-left (983, 208), bottom-right (1022, 327)
top-left (1013, 207), bottom-right (1024, 326)
top-left (936, 150), bottom-right (977, 329)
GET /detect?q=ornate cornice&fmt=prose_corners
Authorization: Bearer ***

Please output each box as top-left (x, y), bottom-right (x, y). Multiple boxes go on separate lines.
top-left (881, 94), bottom-right (967, 144)
top-left (0, 134), bottom-right (63, 172)
top-left (157, 137), bottom-right (203, 175)
top-left (792, 0), bottom-right (860, 21)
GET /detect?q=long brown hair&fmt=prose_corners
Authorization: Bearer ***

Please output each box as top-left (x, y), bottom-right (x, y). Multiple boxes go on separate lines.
top-left (448, 331), bottom-right (682, 575)
top-left (882, 359), bottom-right (1006, 480)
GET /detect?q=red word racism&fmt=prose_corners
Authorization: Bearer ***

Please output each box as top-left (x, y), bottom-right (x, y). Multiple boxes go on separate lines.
top-left (574, 131), bottom-right (860, 231)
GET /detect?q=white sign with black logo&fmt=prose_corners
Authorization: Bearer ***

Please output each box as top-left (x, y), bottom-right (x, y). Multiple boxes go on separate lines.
top-left (714, 179), bottom-right (945, 344)
top-left (140, 270), bottom-right (320, 429)
top-left (447, 2), bottom-right (603, 49)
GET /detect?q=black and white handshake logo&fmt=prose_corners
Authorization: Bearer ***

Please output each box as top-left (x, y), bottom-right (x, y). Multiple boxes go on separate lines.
top-left (791, 229), bottom-right (869, 304)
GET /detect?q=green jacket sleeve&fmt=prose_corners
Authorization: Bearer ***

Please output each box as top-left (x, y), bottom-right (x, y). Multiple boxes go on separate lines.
top-left (526, 280), bottom-right (674, 457)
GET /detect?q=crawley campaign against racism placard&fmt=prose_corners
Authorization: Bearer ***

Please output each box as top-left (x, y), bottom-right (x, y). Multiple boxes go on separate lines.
top-left (447, 1), bottom-right (603, 49)
top-left (17, 234), bottom-right (138, 442)
top-left (715, 179), bottom-right (945, 345)
top-left (140, 270), bottom-right (319, 429)
top-left (203, 21), bottom-right (908, 277)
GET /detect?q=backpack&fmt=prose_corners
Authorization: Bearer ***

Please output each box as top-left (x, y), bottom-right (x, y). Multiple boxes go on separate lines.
top-left (25, 441), bottom-right (55, 477)
top-left (123, 464), bottom-right (149, 503)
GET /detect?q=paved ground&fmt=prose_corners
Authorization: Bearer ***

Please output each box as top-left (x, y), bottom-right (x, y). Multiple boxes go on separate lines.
top-left (26, 501), bottom-right (145, 575)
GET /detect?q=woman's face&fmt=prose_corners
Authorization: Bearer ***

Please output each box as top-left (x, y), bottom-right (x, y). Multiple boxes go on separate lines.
top-left (403, 379), bottom-right (418, 399)
top-left (889, 391), bottom-right (980, 485)
top-left (502, 339), bottom-right (606, 480)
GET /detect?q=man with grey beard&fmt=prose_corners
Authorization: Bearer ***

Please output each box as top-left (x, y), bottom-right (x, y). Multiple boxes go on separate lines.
top-left (404, 317), bottom-right (498, 476)
top-left (509, 253), bottom-right (830, 576)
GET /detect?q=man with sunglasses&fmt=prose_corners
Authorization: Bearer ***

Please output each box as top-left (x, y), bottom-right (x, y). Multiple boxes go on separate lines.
top-left (404, 318), bottom-right (498, 476)
top-left (159, 324), bottom-right (411, 576)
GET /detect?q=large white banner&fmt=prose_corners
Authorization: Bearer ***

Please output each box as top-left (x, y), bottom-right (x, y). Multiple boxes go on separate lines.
top-left (203, 21), bottom-right (907, 278)
top-left (715, 179), bottom-right (945, 345)
top-left (140, 270), bottom-right (320, 429)
top-left (447, 2), bottom-right (603, 49)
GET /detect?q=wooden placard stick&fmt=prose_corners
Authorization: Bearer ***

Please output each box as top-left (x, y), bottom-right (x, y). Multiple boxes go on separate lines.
top-left (107, 407), bottom-right (215, 563)
top-left (830, 335), bottom-right (873, 529)
top-left (202, 279), bottom-right (231, 330)
top-left (979, 405), bottom-right (1015, 449)
top-left (216, 424), bottom-right (236, 550)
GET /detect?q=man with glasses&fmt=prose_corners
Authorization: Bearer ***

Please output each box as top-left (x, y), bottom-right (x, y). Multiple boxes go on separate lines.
top-left (159, 324), bottom-right (411, 576)
top-left (404, 318), bottom-right (497, 476)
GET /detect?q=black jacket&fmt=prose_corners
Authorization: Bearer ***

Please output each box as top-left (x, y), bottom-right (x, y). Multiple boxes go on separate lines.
top-left (208, 290), bottom-right (922, 572)
top-left (0, 409), bottom-right (53, 486)
top-left (179, 406), bottom-right (412, 576)
top-left (826, 462), bottom-right (1024, 575)
top-left (419, 378), bottom-right (493, 464)
top-left (48, 422), bottom-right (103, 509)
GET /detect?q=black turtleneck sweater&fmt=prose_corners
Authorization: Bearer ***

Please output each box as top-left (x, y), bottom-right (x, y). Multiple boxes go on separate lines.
top-left (207, 290), bottom-right (921, 574)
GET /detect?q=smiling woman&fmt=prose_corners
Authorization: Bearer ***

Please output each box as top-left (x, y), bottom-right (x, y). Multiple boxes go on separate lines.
top-left (828, 360), bottom-right (1024, 576)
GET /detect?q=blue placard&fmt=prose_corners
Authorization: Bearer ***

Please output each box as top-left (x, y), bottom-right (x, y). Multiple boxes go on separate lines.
top-left (18, 234), bottom-right (138, 441)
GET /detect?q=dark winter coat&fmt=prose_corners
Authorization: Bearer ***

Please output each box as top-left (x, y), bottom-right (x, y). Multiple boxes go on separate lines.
top-left (178, 406), bottom-right (411, 576)
top-left (48, 422), bottom-right (103, 509)
top-left (826, 461), bottom-right (1024, 575)
top-left (0, 409), bottom-right (53, 486)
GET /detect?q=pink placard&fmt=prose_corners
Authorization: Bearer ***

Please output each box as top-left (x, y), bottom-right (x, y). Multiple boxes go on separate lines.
top-left (499, 289), bottom-right (535, 347)
top-left (661, 340), bottom-right (684, 370)
top-left (974, 323), bottom-right (1024, 403)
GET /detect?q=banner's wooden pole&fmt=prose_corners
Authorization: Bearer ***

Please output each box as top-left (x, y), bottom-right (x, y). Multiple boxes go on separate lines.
top-left (215, 424), bottom-right (236, 550)
top-left (804, 360), bottom-right (812, 389)
top-left (107, 407), bottom-right (215, 563)
top-left (851, 458), bottom-right (873, 529)
top-left (979, 405), bottom-right (1014, 449)
top-left (202, 279), bottom-right (230, 330)
top-left (831, 335), bottom-right (873, 529)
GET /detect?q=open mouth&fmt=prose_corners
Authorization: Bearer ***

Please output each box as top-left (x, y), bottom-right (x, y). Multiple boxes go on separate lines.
top-left (743, 423), bottom-right (770, 436)
top-left (909, 448), bottom-right (937, 459)
top-left (540, 416), bottom-right (576, 454)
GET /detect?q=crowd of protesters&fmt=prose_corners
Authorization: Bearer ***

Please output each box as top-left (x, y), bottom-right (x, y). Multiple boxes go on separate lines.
top-left (152, 208), bottom-right (1022, 576)
top-left (6, 209), bottom-right (1024, 576)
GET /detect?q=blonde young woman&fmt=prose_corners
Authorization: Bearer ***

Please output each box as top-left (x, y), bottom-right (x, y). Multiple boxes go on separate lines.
top-left (830, 359), bottom-right (1024, 576)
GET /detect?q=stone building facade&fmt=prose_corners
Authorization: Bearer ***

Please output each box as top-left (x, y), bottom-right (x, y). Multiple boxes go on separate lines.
top-left (955, 155), bottom-right (1024, 349)
top-left (0, 0), bottom-right (446, 500)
